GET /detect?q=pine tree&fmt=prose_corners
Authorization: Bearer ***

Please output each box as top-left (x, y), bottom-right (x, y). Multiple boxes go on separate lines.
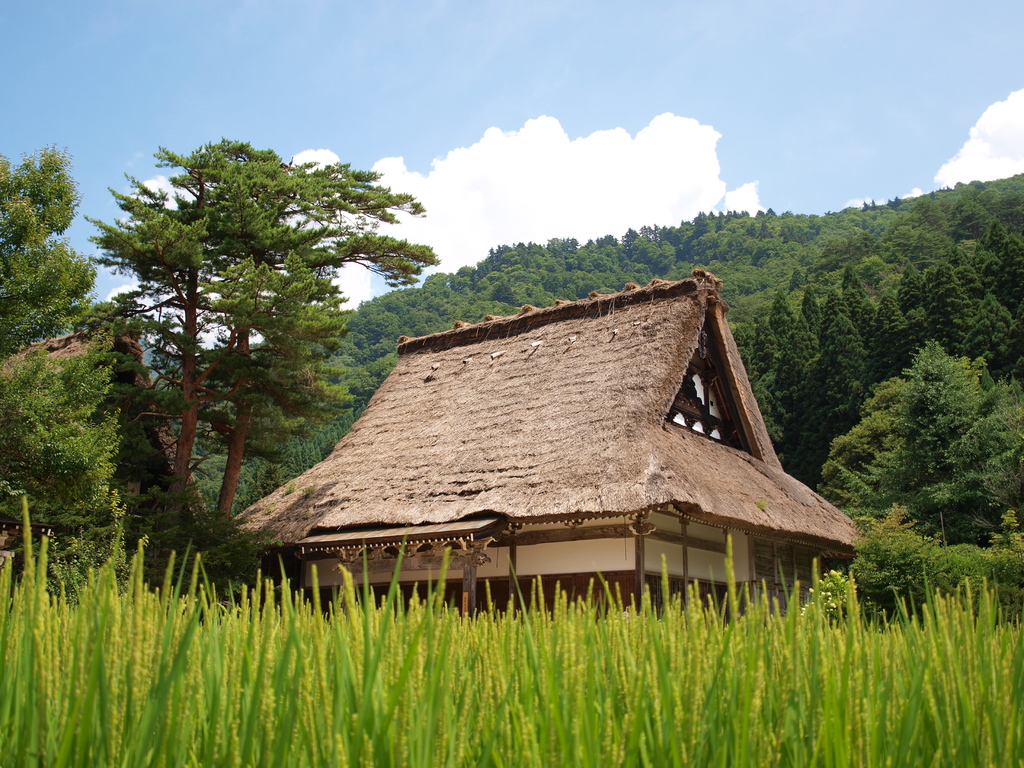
top-left (91, 140), bottom-right (437, 514)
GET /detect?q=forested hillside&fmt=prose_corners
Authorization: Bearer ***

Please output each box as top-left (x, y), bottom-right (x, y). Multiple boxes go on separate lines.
top-left (237, 175), bottom-right (1024, 536)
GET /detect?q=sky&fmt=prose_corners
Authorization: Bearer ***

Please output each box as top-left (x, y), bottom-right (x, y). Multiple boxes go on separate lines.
top-left (4, 0), bottom-right (1024, 306)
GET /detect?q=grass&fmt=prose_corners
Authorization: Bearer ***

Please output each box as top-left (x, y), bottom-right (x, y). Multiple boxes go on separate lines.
top-left (1, 533), bottom-right (1023, 767)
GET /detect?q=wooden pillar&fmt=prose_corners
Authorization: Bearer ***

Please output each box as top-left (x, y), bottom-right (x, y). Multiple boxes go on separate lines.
top-left (680, 520), bottom-right (689, 607)
top-left (634, 533), bottom-right (644, 607)
top-left (507, 533), bottom-right (519, 612)
top-left (748, 535), bottom-right (758, 600)
top-left (633, 515), bottom-right (646, 608)
top-left (462, 558), bottom-right (478, 617)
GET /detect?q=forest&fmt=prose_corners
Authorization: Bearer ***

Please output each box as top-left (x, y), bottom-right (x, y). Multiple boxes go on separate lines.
top-left (4, 142), bottom-right (1024, 610)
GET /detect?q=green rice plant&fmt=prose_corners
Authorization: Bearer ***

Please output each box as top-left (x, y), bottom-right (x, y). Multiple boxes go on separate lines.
top-left (1, 530), bottom-right (1023, 767)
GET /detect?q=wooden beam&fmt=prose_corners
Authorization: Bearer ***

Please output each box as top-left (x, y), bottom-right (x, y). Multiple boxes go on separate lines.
top-left (335, 554), bottom-right (474, 575)
top-left (495, 524), bottom-right (632, 547)
top-left (649, 529), bottom-right (727, 554)
top-left (493, 524), bottom-right (728, 554)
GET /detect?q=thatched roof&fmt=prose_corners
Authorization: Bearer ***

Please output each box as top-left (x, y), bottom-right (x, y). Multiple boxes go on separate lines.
top-left (240, 274), bottom-right (856, 554)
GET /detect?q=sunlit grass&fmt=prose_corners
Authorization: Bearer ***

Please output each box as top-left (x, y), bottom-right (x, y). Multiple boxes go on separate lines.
top-left (2, 530), bottom-right (1022, 767)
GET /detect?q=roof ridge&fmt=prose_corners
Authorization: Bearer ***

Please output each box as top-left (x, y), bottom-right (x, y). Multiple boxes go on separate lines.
top-left (397, 273), bottom-right (725, 355)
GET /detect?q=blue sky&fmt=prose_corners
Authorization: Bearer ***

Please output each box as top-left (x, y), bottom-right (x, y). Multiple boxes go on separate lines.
top-left (5, 0), bottom-right (1024, 303)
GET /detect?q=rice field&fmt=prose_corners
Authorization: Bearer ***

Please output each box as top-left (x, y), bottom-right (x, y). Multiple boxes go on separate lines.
top-left (2, 536), bottom-right (1023, 768)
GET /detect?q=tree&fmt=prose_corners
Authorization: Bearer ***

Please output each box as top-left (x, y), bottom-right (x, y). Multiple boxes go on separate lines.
top-left (791, 309), bottom-right (865, 486)
top-left (91, 140), bottom-right (437, 514)
top-left (0, 339), bottom-right (119, 521)
top-left (0, 148), bottom-right (94, 357)
top-left (824, 342), bottom-right (1008, 545)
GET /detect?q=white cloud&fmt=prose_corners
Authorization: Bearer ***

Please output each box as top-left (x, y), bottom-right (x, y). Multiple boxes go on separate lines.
top-left (369, 113), bottom-right (747, 274)
top-left (936, 89), bottom-right (1024, 187)
top-left (333, 263), bottom-right (376, 308)
top-left (139, 175), bottom-right (178, 208)
top-left (106, 282), bottom-right (138, 301)
top-left (291, 148), bottom-right (341, 168)
top-left (903, 187), bottom-right (924, 199)
top-left (724, 182), bottom-right (763, 215)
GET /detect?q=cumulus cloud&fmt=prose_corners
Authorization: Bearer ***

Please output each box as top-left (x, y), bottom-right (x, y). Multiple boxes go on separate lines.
top-left (139, 175), bottom-right (178, 208)
top-left (106, 282), bottom-right (138, 301)
top-left (936, 89), bottom-right (1024, 187)
top-left (291, 148), bottom-right (341, 168)
top-left (333, 263), bottom-right (376, 308)
top-left (370, 113), bottom-right (756, 274)
top-left (724, 182), bottom-right (764, 215)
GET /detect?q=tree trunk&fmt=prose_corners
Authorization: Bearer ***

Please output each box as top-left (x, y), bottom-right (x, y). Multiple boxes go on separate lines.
top-left (217, 404), bottom-right (251, 515)
top-left (168, 281), bottom-right (201, 504)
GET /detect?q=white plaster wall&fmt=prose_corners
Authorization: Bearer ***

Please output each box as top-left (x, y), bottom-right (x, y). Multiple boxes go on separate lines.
top-left (515, 538), bottom-right (634, 575)
top-left (687, 521), bottom-right (726, 541)
top-left (687, 548), bottom-right (727, 582)
top-left (645, 538), bottom-right (686, 577)
top-left (729, 532), bottom-right (752, 582)
top-left (651, 511), bottom-right (681, 532)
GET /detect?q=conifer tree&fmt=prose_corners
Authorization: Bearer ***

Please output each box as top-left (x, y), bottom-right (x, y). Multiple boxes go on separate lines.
top-left (791, 312), bottom-right (866, 486)
top-left (898, 263), bottom-right (927, 316)
top-left (840, 265), bottom-right (874, 338)
top-left (91, 140), bottom-right (437, 514)
top-left (865, 290), bottom-right (910, 385)
top-left (964, 291), bottom-right (1013, 376)
top-left (923, 261), bottom-right (972, 355)
top-left (800, 285), bottom-right (822, 337)
top-left (980, 220), bottom-right (1024, 311)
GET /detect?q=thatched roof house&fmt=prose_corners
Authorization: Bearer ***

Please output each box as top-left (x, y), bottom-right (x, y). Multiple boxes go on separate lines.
top-left (241, 272), bottom-right (855, 610)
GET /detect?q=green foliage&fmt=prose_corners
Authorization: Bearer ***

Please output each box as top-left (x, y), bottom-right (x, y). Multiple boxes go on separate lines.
top-left (0, 341), bottom-right (120, 525)
top-left (263, 174), bottom-right (1024, 529)
top-left (822, 343), bottom-right (1011, 544)
top-left (805, 569), bottom-right (853, 622)
top-left (0, 147), bottom-right (94, 357)
top-left (0, 342), bottom-right (128, 595)
top-left (852, 508), bottom-right (978, 616)
top-left (986, 510), bottom-right (1024, 616)
top-left (853, 507), bottom-right (1024, 619)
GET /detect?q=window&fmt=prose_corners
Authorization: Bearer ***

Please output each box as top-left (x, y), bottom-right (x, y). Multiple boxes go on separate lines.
top-left (667, 328), bottom-right (746, 451)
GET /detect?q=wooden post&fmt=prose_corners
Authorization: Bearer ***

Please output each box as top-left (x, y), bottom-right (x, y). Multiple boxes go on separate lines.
top-left (462, 559), bottom-right (478, 617)
top-left (680, 519), bottom-right (689, 607)
top-left (748, 534), bottom-right (757, 599)
top-left (508, 533), bottom-right (518, 612)
top-left (633, 518), bottom-right (645, 609)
